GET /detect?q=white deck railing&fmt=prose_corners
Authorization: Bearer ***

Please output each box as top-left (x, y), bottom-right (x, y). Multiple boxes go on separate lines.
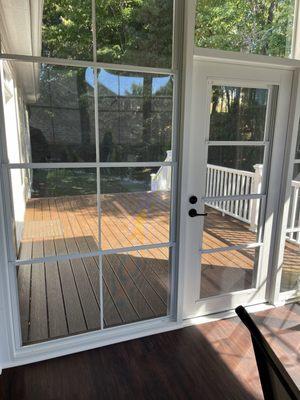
top-left (150, 150), bottom-right (172, 191)
top-left (151, 150), bottom-right (300, 243)
top-left (206, 163), bottom-right (263, 230)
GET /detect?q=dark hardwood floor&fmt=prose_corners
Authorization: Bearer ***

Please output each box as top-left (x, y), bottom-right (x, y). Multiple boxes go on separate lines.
top-left (0, 303), bottom-right (299, 400)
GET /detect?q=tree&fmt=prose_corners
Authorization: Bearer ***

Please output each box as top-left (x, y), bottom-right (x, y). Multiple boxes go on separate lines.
top-left (195, 0), bottom-right (295, 57)
top-left (42, 0), bottom-right (173, 67)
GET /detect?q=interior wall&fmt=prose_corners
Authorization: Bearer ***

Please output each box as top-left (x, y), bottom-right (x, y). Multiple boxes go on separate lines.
top-left (1, 62), bottom-right (31, 249)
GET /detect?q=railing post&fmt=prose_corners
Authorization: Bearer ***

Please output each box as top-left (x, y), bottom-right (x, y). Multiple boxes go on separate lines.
top-left (250, 164), bottom-right (263, 231)
top-left (150, 173), bottom-right (157, 191)
top-left (150, 150), bottom-right (172, 192)
top-left (165, 150), bottom-right (172, 162)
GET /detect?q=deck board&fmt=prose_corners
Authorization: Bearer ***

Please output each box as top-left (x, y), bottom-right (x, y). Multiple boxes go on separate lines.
top-left (16, 191), bottom-right (298, 345)
top-left (44, 240), bottom-right (68, 339)
top-left (29, 241), bottom-right (48, 342)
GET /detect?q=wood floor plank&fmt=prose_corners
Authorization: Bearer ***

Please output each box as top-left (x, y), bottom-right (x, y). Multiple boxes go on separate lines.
top-left (63, 197), bottom-right (124, 328)
top-left (59, 198), bottom-right (100, 331)
top-left (17, 241), bottom-right (32, 344)
top-left (44, 240), bottom-right (68, 339)
top-left (116, 253), bottom-right (167, 317)
top-left (65, 201), bottom-right (123, 327)
top-left (54, 244), bottom-right (87, 335)
top-left (131, 250), bottom-right (168, 304)
top-left (106, 254), bottom-right (155, 320)
top-left (51, 200), bottom-right (87, 335)
top-left (102, 256), bottom-right (138, 324)
top-left (29, 240), bottom-right (48, 343)
top-left (102, 279), bottom-right (123, 327)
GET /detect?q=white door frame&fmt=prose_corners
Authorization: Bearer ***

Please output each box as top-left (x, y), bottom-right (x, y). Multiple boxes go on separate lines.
top-left (179, 57), bottom-right (293, 319)
top-left (269, 70), bottom-right (300, 304)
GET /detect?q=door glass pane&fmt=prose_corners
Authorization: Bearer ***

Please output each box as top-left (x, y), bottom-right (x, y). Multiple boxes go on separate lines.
top-left (203, 199), bottom-right (261, 250)
top-left (98, 70), bottom-right (173, 162)
top-left (209, 86), bottom-right (268, 141)
top-left (11, 169), bottom-right (98, 260)
top-left (17, 255), bottom-right (100, 345)
top-left (100, 167), bottom-right (171, 250)
top-left (195, 0), bottom-right (295, 59)
top-left (206, 147), bottom-right (265, 196)
top-left (200, 247), bottom-right (258, 298)
top-left (103, 248), bottom-right (170, 328)
top-left (96, 0), bottom-right (173, 68)
top-left (280, 165), bottom-right (300, 292)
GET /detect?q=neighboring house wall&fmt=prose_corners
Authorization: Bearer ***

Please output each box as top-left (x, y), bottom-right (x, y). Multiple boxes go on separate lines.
top-left (1, 62), bottom-right (31, 249)
top-left (28, 68), bottom-right (172, 163)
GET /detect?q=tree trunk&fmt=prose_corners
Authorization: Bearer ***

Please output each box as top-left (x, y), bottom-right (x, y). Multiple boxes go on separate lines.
top-left (261, 1), bottom-right (276, 55)
top-left (77, 71), bottom-right (91, 146)
top-left (142, 75), bottom-right (152, 159)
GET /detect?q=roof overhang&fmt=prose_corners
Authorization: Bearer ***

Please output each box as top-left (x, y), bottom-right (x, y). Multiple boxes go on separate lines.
top-left (0, 0), bottom-right (44, 102)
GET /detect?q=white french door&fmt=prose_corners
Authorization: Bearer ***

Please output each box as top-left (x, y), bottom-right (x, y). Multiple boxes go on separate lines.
top-left (181, 59), bottom-right (293, 319)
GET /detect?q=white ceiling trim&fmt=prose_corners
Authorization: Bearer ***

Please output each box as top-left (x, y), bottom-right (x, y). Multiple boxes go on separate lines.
top-left (0, 0), bottom-right (43, 102)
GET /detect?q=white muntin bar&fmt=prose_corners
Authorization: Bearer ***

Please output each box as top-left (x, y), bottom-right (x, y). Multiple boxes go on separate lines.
top-left (6, 161), bottom-right (175, 169)
top-left (199, 242), bottom-right (263, 255)
top-left (202, 193), bottom-right (265, 202)
top-left (0, 53), bottom-right (175, 76)
top-left (14, 241), bottom-right (175, 266)
top-left (206, 140), bottom-right (267, 146)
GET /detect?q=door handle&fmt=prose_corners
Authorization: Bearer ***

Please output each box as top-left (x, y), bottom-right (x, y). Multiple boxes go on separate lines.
top-left (189, 209), bottom-right (208, 218)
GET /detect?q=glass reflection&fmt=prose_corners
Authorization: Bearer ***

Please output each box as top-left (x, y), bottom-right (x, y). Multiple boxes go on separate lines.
top-left (96, 0), bottom-right (173, 68)
top-left (280, 165), bottom-right (300, 293)
top-left (200, 248), bottom-right (258, 298)
top-left (28, 64), bottom-right (95, 162)
top-left (209, 85), bottom-right (268, 141)
top-left (97, 69), bottom-right (173, 162)
top-left (11, 169), bottom-right (98, 260)
top-left (100, 167), bottom-right (171, 250)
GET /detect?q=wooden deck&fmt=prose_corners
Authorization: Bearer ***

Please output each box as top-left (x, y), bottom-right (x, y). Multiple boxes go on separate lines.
top-left (16, 192), bottom-right (299, 345)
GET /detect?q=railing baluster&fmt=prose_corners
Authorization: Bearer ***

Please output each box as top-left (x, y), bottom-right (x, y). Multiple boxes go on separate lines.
top-left (224, 170), bottom-right (228, 212)
top-left (235, 173), bottom-right (241, 216)
top-left (239, 174), bottom-right (245, 218)
top-left (216, 169), bottom-right (220, 207)
top-left (220, 170), bottom-right (224, 211)
top-left (206, 167), bottom-right (210, 197)
top-left (212, 168), bottom-right (216, 204)
top-left (209, 167), bottom-right (213, 197)
top-left (231, 173), bottom-right (236, 214)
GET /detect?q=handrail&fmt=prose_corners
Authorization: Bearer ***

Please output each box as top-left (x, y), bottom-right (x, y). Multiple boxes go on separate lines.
top-left (151, 150), bottom-right (300, 243)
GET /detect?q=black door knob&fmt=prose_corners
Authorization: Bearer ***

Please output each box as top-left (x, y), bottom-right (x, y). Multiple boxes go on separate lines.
top-left (189, 209), bottom-right (208, 218)
top-left (189, 195), bottom-right (198, 204)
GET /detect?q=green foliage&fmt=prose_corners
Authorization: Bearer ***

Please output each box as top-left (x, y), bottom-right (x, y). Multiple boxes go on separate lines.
top-left (42, 0), bottom-right (93, 60)
top-left (195, 0), bottom-right (295, 57)
top-left (208, 86), bottom-right (268, 171)
top-left (42, 0), bottom-right (173, 67)
top-left (32, 169), bottom-right (97, 197)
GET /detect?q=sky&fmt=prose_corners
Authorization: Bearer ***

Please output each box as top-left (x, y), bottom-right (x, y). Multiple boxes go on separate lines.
top-left (85, 67), bottom-right (170, 95)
